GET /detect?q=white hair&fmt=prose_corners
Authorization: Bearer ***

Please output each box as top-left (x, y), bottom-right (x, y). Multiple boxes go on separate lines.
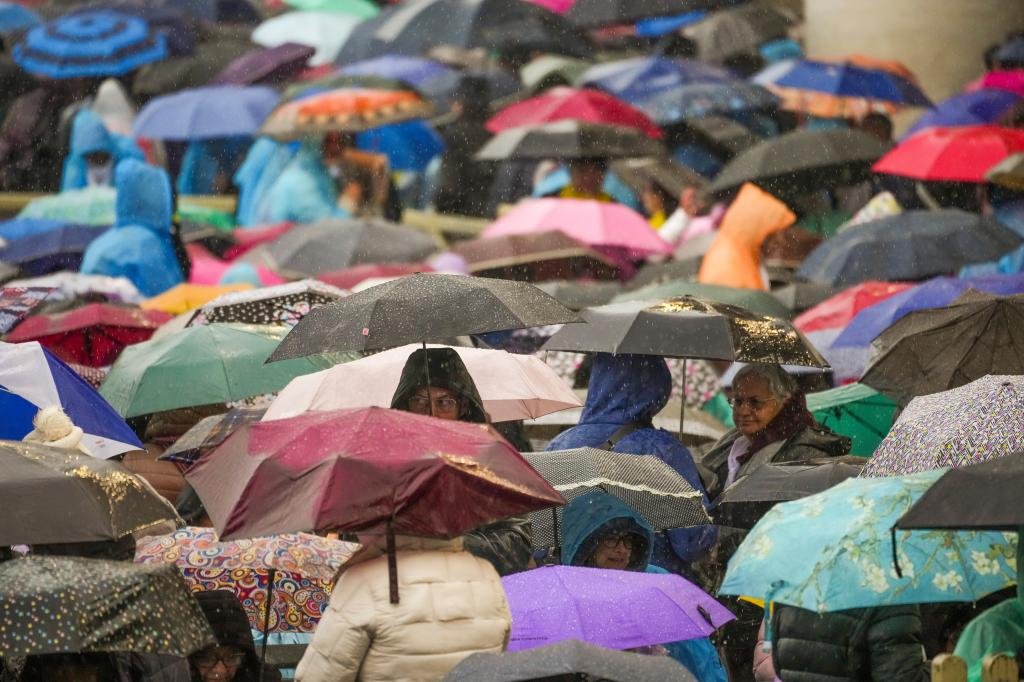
top-left (733, 364), bottom-right (798, 401)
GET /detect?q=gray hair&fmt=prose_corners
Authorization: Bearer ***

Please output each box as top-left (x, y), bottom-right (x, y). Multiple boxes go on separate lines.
top-left (733, 364), bottom-right (798, 401)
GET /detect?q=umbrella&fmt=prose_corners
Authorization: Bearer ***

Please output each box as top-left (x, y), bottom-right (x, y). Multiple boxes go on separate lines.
top-left (160, 406), bottom-right (265, 467)
top-left (189, 279), bottom-right (347, 327)
top-left (520, 54), bottom-right (591, 92)
top-left (502, 565), bottom-right (734, 651)
top-left (863, 375), bottom-right (1024, 477)
top-left (355, 119), bottom-right (446, 172)
top-left (995, 38), bottom-right (1024, 68)
top-left (261, 87), bottom-right (433, 139)
top-left (131, 30), bottom-right (252, 98)
top-left (475, 120), bottom-right (663, 161)
top-left (4, 271), bottom-right (141, 304)
top-left (133, 86), bottom-right (279, 140)
top-left (19, 186), bottom-right (116, 226)
top-left (719, 469), bottom-right (1017, 612)
top-left (522, 447), bottom-right (709, 549)
top-left (613, 281), bottom-right (792, 318)
top-left (268, 273), bottom-right (581, 359)
top-left (482, 198), bottom-right (671, 259)
top-left (243, 218), bottom-right (437, 278)
top-left (795, 211), bottom-right (1023, 288)
top-left (140, 283), bottom-right (252, 315)
top-left (316, 261), bottom-right (433, 290)
top-left (708, 128), bottom-right (890, 196)
top-left (753, 59), bottom-right (932, 108)
top-left (251, 11), bottom-right (361, 65)
top-left (0, 2), bottom-right (39, 33)
top-left (0, 285), bottom-right (51, 334)
top-left (805, 383), bottom-right (897, 457)
top-left (633, 81), bottom-right (779, 126)
top-left (967, 70), bottom-right (1024, 98)
top-left (536, 280), bottom-right (622, 310)
top-left (211, 43), bottom-right (314, 87)
top-left (987, 152), bottom-right (1024, 191)
top-left (861, 291), bottom-right (1024, 404)
top-left (135, 526), bottom-right (359, 633)
top-left (445, 639), bottom-right (697, 682)
top-left (338, 54), bottom-right (459, 91)
top-left (714, 458), bottom-right (864, 529)
top-left (0, 440), bottom-right (179, 546)
top-left (683, 3), bottom-right (793, 62)
top-left (0, 556), bottom-right (212, 658)
top-left (486, 87), bottom-right (662, 139)
top-left (5, 303), bottom-right (170, 367)
top-left (635, 10), bottom-right (707, 37)
top-left (904, 89), bottom-right (1021, 138)
top-left (794, 280), bottom-right (913, 334)
top-left (99, 323), bottom-right (334, 418)
top-left (452, 231), bottom-right (629, 281)
top-left (263, 343), bottom-right (582, 423)
top-left (13, 9), bottom-right (168, 79)
top-left (542, 296), bottom-right (826, 367)
top-left (770, 281), bottom-right (836, 314)
top-left (873, 125), bottom-right (1024, 183)
top-left (283, 0), bottom-right (378, 16)
top-left (0, 224), bottom-right (107, 276)
top-left (0, 341), bottom-right (142, 457)
top-left (579, 57), bottom-right (733, 106)
top-left (565, 0), bottom-right (703, 28)
top-left (609, 156), bottom-right (706, 199)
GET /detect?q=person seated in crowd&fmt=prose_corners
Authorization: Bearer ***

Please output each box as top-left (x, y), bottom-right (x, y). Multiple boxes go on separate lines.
top-left (61, 109), bottom-right (142, 191)
top-left (190, 590), bottom-right (281, 682)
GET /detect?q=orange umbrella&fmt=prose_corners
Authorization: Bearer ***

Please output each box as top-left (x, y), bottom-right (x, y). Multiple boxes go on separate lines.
top-left (140, 283), bottom-right (252, 314)
top-left (261, 87), bottom-right (433, 139)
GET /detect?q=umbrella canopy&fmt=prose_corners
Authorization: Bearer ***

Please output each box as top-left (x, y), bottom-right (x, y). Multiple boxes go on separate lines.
top-left (356, 119), bottom-right (446, 172)
top-left (141, 283), bottom-right (252, 315)
top-left (475, 120), bottom-right (663, 161)
top-left (160, 406), bottom-right (264, 467)
top-left (806, 383), bottom-right (897, 457)
top-left (579, 58), bottom-right (732, 103)
top-left (338, 54), bottom-right (459, 92)
top-left (252, 11), bottom-right (361, 65)
top-left (905, 89), bottom-right (1021, 138)
top-left (268, 273), bottom-right (582, 359)
top-left (4, 271), bottom-right (141, 304)
top-left (542, 296), bottom-right (827, 367)
top-left (634, 81), bottom-right (779, 126)
top-left (445, 639), bottom-right (697, 682)
top-left (133, 86), bottom-right (279, 140)
top-left (6, 303), bottom-right (170, 367)
top-left (0, 285), bottom-right (51, 334)
top-left (316, 261), bottom-right (433, 290)
top-left (522, 447), bottom-right (709, 549)
top-left (0, 556), bottom-right (212, 658)
top-left (0, 2), bottom-right (39, 33)
top-left (502, 565), bottom-right (734, 652)
top-left (0, 440), bottom-right (179, 546)
top-left (987, 152), bottom-right (1024, 191)
top-left (719, 470), bottom-right (1017, 612)
top-left (243, 218), bottom-right (437, 278)
top-left (708, 128), bottom-right (890, 196)
top-left (487, 87), bottom-right (662, 139)
top-left (452, 230), bottom-right (629, 281)
top-left (536, 279), bottom-right (622, 310)
top-left (187, 406), bottom-right (565, 540)
top-left (753, 58), bottom-right (932, 108)
top-left (861, 291), bottom-right (1024, 404)
top-left (684, 3), bottom-right (792, 62)
top-left (0, 224), bottom-right (107, 276)
top-left (613, 280), bottom-right (792, 318)
top-left (99, 324), bottom-right (333, 418)
top-left (610, 156), bottom-right (706, 199)
top-left (967, 70), bottom-right (1024, 97)
top-left (770, 281), bottom-right (837, 314)
top-left (189, 279), bottom-right (347, 327)
top-left (795, 211), bottom-right (1023, 288)
top-left (261, 87), bottom-right (433, 139)
top-left (13, 9), bottom-right (168, 79)
top-left (212, 42), bottom-right (315, 86)
top-left (566, 0), bottom-right (703, 28)
top-left (794, 280), bottom-right (913, 334)
top-left (873, 125), bottom-right (1024, 183)
top-left (283, 0), bottom-right (378, 16)
top-left (264, 343), bottom-right (581, 423)
top-left (20, 186), bottom-right (116, 226)
top-left (863, 375), bottom-right (1024, 477)
top-left (0, 341), bottom-right (141, 457)
top-left (482, 198), bottom-right (671, 259)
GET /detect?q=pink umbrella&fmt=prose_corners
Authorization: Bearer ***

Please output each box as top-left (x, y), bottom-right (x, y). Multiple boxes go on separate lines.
top-left (966, 70), bottom-right (1024, 98)
top-left (186, 244), bottom-right (286, 286)
top-left (483, 198), bottom-right (672, 259)
top-left (223, 222), bottom-right (294, 260)
top-left (525, 0), bottom-right (574, 14)
top-left (262, 343), bottom-right (581, 423)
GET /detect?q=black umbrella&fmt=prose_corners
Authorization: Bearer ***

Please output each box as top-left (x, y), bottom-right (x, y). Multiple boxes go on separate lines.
top-left (683, 2), bottom-right (794, 62)
top-left (0, 440), bottom-right (180, 546)
top-left (0, 556), bottom-right (213, 658)
top-left (862, 291), bottom-right (1024, 404)
top-left (336, 0), bottom-right (592, 63)
top-left (267, 273), bottom-right (582, 360)
top-left (444, 639), bottom-right (696, 681)
top-left (536, 279), bottom-right (623, 310)
top-left (682, 114), bottom-right (763, 157)
top-left (242, 218), bottom-right (438, 278)
top-left (610, 156), bottom-right (706, 198)
top-left (772, 281), bottom-right (837, 313)
top-left (566, 0), bottom-right (707, 29)
top-left (796, 210), bottom-right (1023, 288)
top-left (707, 128), bottom-right (890, 197)
top-left (475, 120), bottom-right (664, 161)
top-left (160, 407), bottom-right (266, 467)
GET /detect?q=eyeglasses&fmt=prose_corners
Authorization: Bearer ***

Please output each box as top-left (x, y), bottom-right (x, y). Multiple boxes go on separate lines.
top-left (194, 650), bottom-right (245, 669)
top-left (597, 534), bottom-right (636, 550)
top-left (728, 396), bottom-right (778, 411)
top-left (409, 395), bottom-right (460, 412)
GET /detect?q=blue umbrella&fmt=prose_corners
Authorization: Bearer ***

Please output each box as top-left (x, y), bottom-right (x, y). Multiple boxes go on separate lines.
top-left (579, 57), bottom-right (733, 106)
top-left (339, 54), bottom-right (458, 90)
top-left (720, 469), bottom-right (1017, 612)
top-left (753, 58), bottom-right (933, 107)
top-left (635, 82), bottom-right (779, 126)
top-left (0, 224), bottom-right (108, 276)
top-left (0, 218), bottom-right (74, 244)
top-left (904, 89), bottom-right (1021, 139)
top-left (831, 273), bottom-right (1024, 348)
top-left (0, 2), bottom-right (39, 33)
top-left (13, 10), bottom-right (168, 79)
top-left (634, 10), bottom-right (706, 38)
top-left (356, 120), bottom-right (444, 172)
top-left (134, 86), bottom-right (280, 141)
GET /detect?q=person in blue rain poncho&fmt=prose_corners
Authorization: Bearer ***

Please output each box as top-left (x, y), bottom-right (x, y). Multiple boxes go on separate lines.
top-left (61, 109), bottom-right (143, 191)
top-left (80, 159), bottom-right (184, 297)
top-left (255, 140), bottom-right (349, 225)
top-left (233, 137), bottom-right (298, 227)
top-left (176, 137), bottom-right (251, 196)
top-left (560, 490), bottom-right (728, 682)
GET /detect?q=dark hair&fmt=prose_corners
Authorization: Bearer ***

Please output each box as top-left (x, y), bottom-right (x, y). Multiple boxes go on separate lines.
top-left (21, 653), bottom-right (117, 681)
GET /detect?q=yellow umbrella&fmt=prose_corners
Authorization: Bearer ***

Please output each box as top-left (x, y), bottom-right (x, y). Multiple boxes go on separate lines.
top-left (141, 283), bottom-right (252, 315)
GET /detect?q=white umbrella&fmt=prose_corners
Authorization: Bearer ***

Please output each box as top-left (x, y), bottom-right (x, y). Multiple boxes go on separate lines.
top-left (251, 11), bottom-right (362, 66)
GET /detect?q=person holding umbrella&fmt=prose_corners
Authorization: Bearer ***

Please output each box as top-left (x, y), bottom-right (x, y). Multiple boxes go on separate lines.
top-left (190, 590), bottom-right (281, 682)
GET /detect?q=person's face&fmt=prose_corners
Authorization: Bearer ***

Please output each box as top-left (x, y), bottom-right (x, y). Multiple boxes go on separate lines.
top-left (731, 375), bottom-right (786, 437)
top-left (568, 162), bottom-right (606, 195)
top-left (408, 386), bottom-right (462, 420)
top-left (641, 186), bottom-right (664, 215)
top-left (193, 646), bottom-right (245, 682)
top-left (591, 532), bottom-right (635, 570)
top-left (83, 150), bottom-right (112, 166)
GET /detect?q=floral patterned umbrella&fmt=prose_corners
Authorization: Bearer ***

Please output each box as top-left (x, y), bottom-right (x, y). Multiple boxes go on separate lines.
top-left (719, 469), bottom-right (1017, 613)
top-left (135, 527), bottom-right (359, 633)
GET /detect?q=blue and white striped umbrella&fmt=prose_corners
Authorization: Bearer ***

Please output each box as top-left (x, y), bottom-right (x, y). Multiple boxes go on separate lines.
top-left (13, 9), bottom-right (168, 79)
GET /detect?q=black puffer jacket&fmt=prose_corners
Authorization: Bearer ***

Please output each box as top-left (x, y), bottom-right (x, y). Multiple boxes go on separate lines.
top-left (770, 604), bottom-right (927, 682)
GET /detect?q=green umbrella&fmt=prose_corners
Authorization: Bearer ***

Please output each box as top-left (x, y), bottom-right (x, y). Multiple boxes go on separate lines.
top-left (613, 280), bottom-right (792, 318)
top-left (19, 186), bottom-right (116, 226)
top-left (805, 383), bottom-right (897, 457)
top-left (283, 0), bottom-right (379, 17)
top-left (99, 324), bottom-right (334, 418)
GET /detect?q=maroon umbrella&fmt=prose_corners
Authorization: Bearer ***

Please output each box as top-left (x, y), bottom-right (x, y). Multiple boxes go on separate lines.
top-left (211, 43), bottom-right (316, 87)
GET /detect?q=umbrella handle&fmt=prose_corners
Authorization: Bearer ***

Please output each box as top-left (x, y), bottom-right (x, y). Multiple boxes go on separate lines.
top-left (387, 523), bottom-right (400, 604)
top-left (678, 358), bottom-right (687, 443)
top-left (421, 341), bottom-right (434, 417)
top-left (259, 567), bottom-right (276, 681)
top-left (891, 526), bottom-right (903, 578)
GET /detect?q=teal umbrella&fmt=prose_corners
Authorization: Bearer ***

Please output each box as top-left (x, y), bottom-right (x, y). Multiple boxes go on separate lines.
top-left (805, 383), bottom-right (897, 457)
top-left (720, 469), bottom-right (1016, 612)
top-left (613, 280), bottom-right (792, 318)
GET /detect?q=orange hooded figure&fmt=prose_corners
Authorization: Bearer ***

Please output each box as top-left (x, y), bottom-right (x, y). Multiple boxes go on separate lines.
top-left (698, 183), bottom-right (796, 290)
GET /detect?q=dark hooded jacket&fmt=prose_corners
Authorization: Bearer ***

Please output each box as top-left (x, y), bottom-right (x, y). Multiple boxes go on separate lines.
top-left (192, 590), bottom-right (281, 682)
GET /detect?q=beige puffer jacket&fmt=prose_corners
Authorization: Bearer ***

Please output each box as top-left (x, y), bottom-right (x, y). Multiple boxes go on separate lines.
top-left (295, 535), bottom-right (510, 682)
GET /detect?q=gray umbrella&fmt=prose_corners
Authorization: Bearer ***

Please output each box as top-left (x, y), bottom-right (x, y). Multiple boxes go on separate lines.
top-left (444, 639), bottom-right (696, 681)
top-left (268, 273), bottom-right (582, 360)
top-left (475, 120), bottom-right (664, 161)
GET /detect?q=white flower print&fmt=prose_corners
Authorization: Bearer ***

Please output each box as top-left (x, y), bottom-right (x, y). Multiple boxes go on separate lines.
top-left (932, 570), bottom-right (964, 592)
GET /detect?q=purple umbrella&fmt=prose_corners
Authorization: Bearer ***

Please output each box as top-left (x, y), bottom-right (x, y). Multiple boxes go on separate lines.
top-left (211, 43), bottom-right (315, 87)
top-left (133, 85), bottom-right (280, 140)
top-left (903, 89), bottom-right (1022, 139)
top-left (338, 54), bottom-right (457, 89)
top-left (502, 566), bottom-right (733, 652)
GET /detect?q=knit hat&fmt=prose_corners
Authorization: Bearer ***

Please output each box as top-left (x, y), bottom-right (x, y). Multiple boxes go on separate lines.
top-left (22, 406), bottom-right (92, 456)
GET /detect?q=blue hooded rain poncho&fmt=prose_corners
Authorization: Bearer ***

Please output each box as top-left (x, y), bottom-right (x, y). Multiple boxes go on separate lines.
top-left (61, 109), bottom-right (143, 192)
top-left (233, 137), bottom-right (296, 227)
top-left (561, 491), bottom-right (728, 682)
top-left (254, 141), bottom-right (348, 225)
top-left (176, 137), bottom-right (251, 196)
top-left (80, 159), bottom-right (184, 297)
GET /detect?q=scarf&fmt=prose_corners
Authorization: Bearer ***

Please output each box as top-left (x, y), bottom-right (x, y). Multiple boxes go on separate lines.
top-left (737, 393), bottom-right (816, 465)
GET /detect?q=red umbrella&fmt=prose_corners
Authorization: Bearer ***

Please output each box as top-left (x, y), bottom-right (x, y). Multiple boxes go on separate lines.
top-left (794, 280), bottom-right (914, 334)
top-left (486, 87), bottom-right (662, 139)
top-left (6, 303), bottom-right (171, 367)
top-left (222, 222), bottom-right (294, 260)
top-left (315, 262), bottom-right (434, 290)
top-left (872, 125), bottom-right (1024, 182)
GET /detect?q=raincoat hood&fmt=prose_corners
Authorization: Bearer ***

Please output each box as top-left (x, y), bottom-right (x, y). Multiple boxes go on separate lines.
top-left (390, 347), bottom-right (488, 423)
top-left (115, 159), bottom-right (172, 234)
top-left (579, 353), bottom-right (671, 425)
top-left (70, 109), bottom-right (113, 158)
top-left (561, 490), bottom-right (654, 570)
